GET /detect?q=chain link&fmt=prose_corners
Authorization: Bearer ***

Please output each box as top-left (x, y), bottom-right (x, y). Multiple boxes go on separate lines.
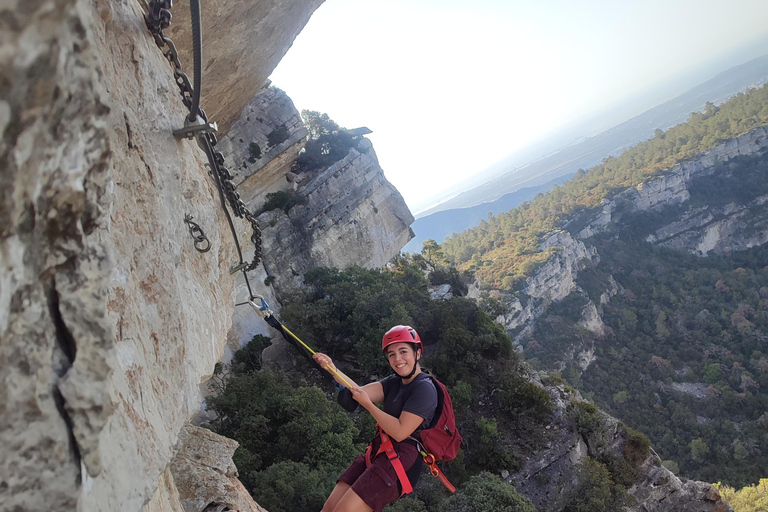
top-left (184, 214), bottom-right (211, 252)
top-left (145, 0), bottom-right (262, 271)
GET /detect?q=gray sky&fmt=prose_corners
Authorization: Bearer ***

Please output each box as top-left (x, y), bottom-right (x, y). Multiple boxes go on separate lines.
top-left (270, 0), bottom-right (768, 213)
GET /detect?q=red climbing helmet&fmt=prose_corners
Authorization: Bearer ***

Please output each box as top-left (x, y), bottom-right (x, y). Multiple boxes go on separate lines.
top-left (381, 325), bottom-right (423, 353)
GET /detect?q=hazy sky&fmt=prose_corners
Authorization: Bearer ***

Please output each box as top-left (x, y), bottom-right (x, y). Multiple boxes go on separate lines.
top-left (270, 0), bottom-right (768, 214)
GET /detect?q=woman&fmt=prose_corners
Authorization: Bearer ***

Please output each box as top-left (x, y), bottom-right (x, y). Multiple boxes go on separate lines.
top-left (313, 325), bottom-right (438, 512)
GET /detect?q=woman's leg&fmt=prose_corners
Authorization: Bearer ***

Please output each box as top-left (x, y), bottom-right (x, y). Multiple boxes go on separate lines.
top-left (321, 482), bottom-right (352, 512)
top-left (330, 487), bottom-right (373, 512)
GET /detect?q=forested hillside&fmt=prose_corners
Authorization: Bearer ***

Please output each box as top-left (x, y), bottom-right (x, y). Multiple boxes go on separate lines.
top-left (442, 84), bottom-right (768, 290)
top-left (434, 81), bottom-right (768, 491)
top-left (531, 238), bottom-right (768, 486)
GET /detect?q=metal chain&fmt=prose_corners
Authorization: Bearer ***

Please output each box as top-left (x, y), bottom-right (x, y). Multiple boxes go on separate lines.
top-left (184, 214), bottom-right (211, 252)
top-left (144, 0), bottom-right (262, 271)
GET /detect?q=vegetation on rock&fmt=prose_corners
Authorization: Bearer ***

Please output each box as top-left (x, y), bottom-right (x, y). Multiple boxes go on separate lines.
top-left (248, 141), bottom-right (262, 161)
top-left (294, 110), bottom-right (360, 174)
top-left (267, 123), bottom-right (291, 148)
top-left (715, 478), bottom-right (768, 512)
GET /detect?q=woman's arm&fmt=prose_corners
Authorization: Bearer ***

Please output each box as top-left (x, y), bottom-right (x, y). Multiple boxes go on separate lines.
top-left (313, 352), bottom-right (423, 440)
top-left (350, 387), bottom-right (424, 442)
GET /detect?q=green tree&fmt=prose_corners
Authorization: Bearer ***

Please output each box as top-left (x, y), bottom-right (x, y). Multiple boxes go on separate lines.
top-left (703, 363), bottom-right (723, 384)
top-left (563, 458), bottom-right (616, 512)
top-left (690, 438), bottom-right (710, 462)
top-left (248, 461), bottom-right (335, 512)
top-left (441, 473), bottom-right (536, 512)
top-left (421, 239), bottom-right (449, 271)
top-left (301, 110), bottom-right (340, 139)
top-left (206, 367), bottom-right (359, 478)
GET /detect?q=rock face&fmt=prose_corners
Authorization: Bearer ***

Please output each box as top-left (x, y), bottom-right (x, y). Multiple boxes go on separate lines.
top-left (1, 0), bottom-right (322, 511)
top-left (508, 384), bottom-right (733, 512)
top-left (145, 425), bottom-right (267, 512)
top-left (578, 126), bottom-right (768, 252)
top-left (525, 231), bottom-right (598, 303)
top-left (257, 138), bottom-right (414, 297)
top-left (496, 230), bottom-right (599, 349)
top-left (504, 125), bottom-right (768, 351)
top-left (216, 90), bottom-right (415, 347)
top-left (650, 195), bottom-right (768, 255)
top-left (170, 0), bottom-right (325, 134)
top-left (217, 86), bottom-right (309, 207)
top-left (628, 463), bottom-right (733, 512)
top-left (1, 2), bottom-right (113, 510)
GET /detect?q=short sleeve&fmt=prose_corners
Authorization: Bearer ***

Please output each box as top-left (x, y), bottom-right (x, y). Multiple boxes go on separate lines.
top-left (380, 374), bottom-right (398, 398)
top-left (402, 378), bottom-right (438, 427)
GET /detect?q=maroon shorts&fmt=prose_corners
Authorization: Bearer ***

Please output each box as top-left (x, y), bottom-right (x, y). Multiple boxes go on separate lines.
top-left (338, 442), bottom-right (420, 512)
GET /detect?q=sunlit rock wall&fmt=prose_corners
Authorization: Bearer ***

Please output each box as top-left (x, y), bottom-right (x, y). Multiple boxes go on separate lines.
top-left (170, 0), bottom-right (325, 134)
top-left (0, 0), bottom-right (322, 510)
top-left (217, 86), bottom-right (309, 207)
top-left (144, 425), bottom-right (268, 512)
top-left (257, 138), bottom-right (415, 298)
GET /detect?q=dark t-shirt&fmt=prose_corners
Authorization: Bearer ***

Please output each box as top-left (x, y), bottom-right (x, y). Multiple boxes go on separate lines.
top-left (380, 372), bottom-right (438, 430)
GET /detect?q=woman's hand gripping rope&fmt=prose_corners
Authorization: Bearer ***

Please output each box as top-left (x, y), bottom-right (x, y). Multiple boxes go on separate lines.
top-left (312, 353), bottom-right (356, 391)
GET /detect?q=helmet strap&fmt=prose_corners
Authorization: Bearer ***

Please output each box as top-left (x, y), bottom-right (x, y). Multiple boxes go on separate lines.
top-left (404, 357), bottom-right (420, 380)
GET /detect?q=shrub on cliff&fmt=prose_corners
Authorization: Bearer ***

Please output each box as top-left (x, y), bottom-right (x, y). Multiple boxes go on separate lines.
top-left (248, 141), bottom-right (262, 161)
top-left (205, 368), bottom-right (359, 490)
top-left (267, 124), bottom-right (290, 148)
top-left (294, 110), bottom-right (357, 174)
top-left (563, 457), bottom-right (632, 512)
top-left (440, 473), bottom-right (537, 512)
top-left (714, 478), bottom-right (768, 512)
top-left (260, 190), bottom-right (291, 213)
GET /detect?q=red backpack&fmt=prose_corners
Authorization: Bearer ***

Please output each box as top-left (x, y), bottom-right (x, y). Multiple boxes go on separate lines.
top-left (416, 374), bottom-right (462, 462)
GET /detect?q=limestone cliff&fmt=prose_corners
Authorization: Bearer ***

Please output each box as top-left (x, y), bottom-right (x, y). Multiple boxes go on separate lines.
top-left (145, 425), bottom-right (267, 512)
top-left (509, 382), bottom-right (731, 512)
top-left (169, 0), bottom-right (324, 134)
top-left (494, 126), bottom-right (768, 511)
top-left (257, 138), bottom-right (414, 298)
top-left (504, 124), bottom-right (768, 355)
top-left (496, 230), bottom-right (602, 364)
top-left (0, 0), bottom-right (323, 511)
top-left (219, 92), bottom-right (414, 347)
top-left (577, 126), bottom-right (768, 251)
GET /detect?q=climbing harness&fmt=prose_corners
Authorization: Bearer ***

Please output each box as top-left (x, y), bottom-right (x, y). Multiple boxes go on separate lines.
top-left (363, 426), bottom-right (456, 495)
top-left (144, 0), bottom-right (262, 304)
top-left (365, 428), bottom-right (413, 496)
top-left (415, 441), bottom-right (457, 493)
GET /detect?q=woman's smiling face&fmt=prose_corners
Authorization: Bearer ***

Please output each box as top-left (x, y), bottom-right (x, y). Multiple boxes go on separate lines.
top-left (386, 342), bottom-right (419, 377)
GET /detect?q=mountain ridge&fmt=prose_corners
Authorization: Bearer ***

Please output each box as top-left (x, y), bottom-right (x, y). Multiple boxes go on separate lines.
top-left (417, 53), bottom-right (768, 223)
